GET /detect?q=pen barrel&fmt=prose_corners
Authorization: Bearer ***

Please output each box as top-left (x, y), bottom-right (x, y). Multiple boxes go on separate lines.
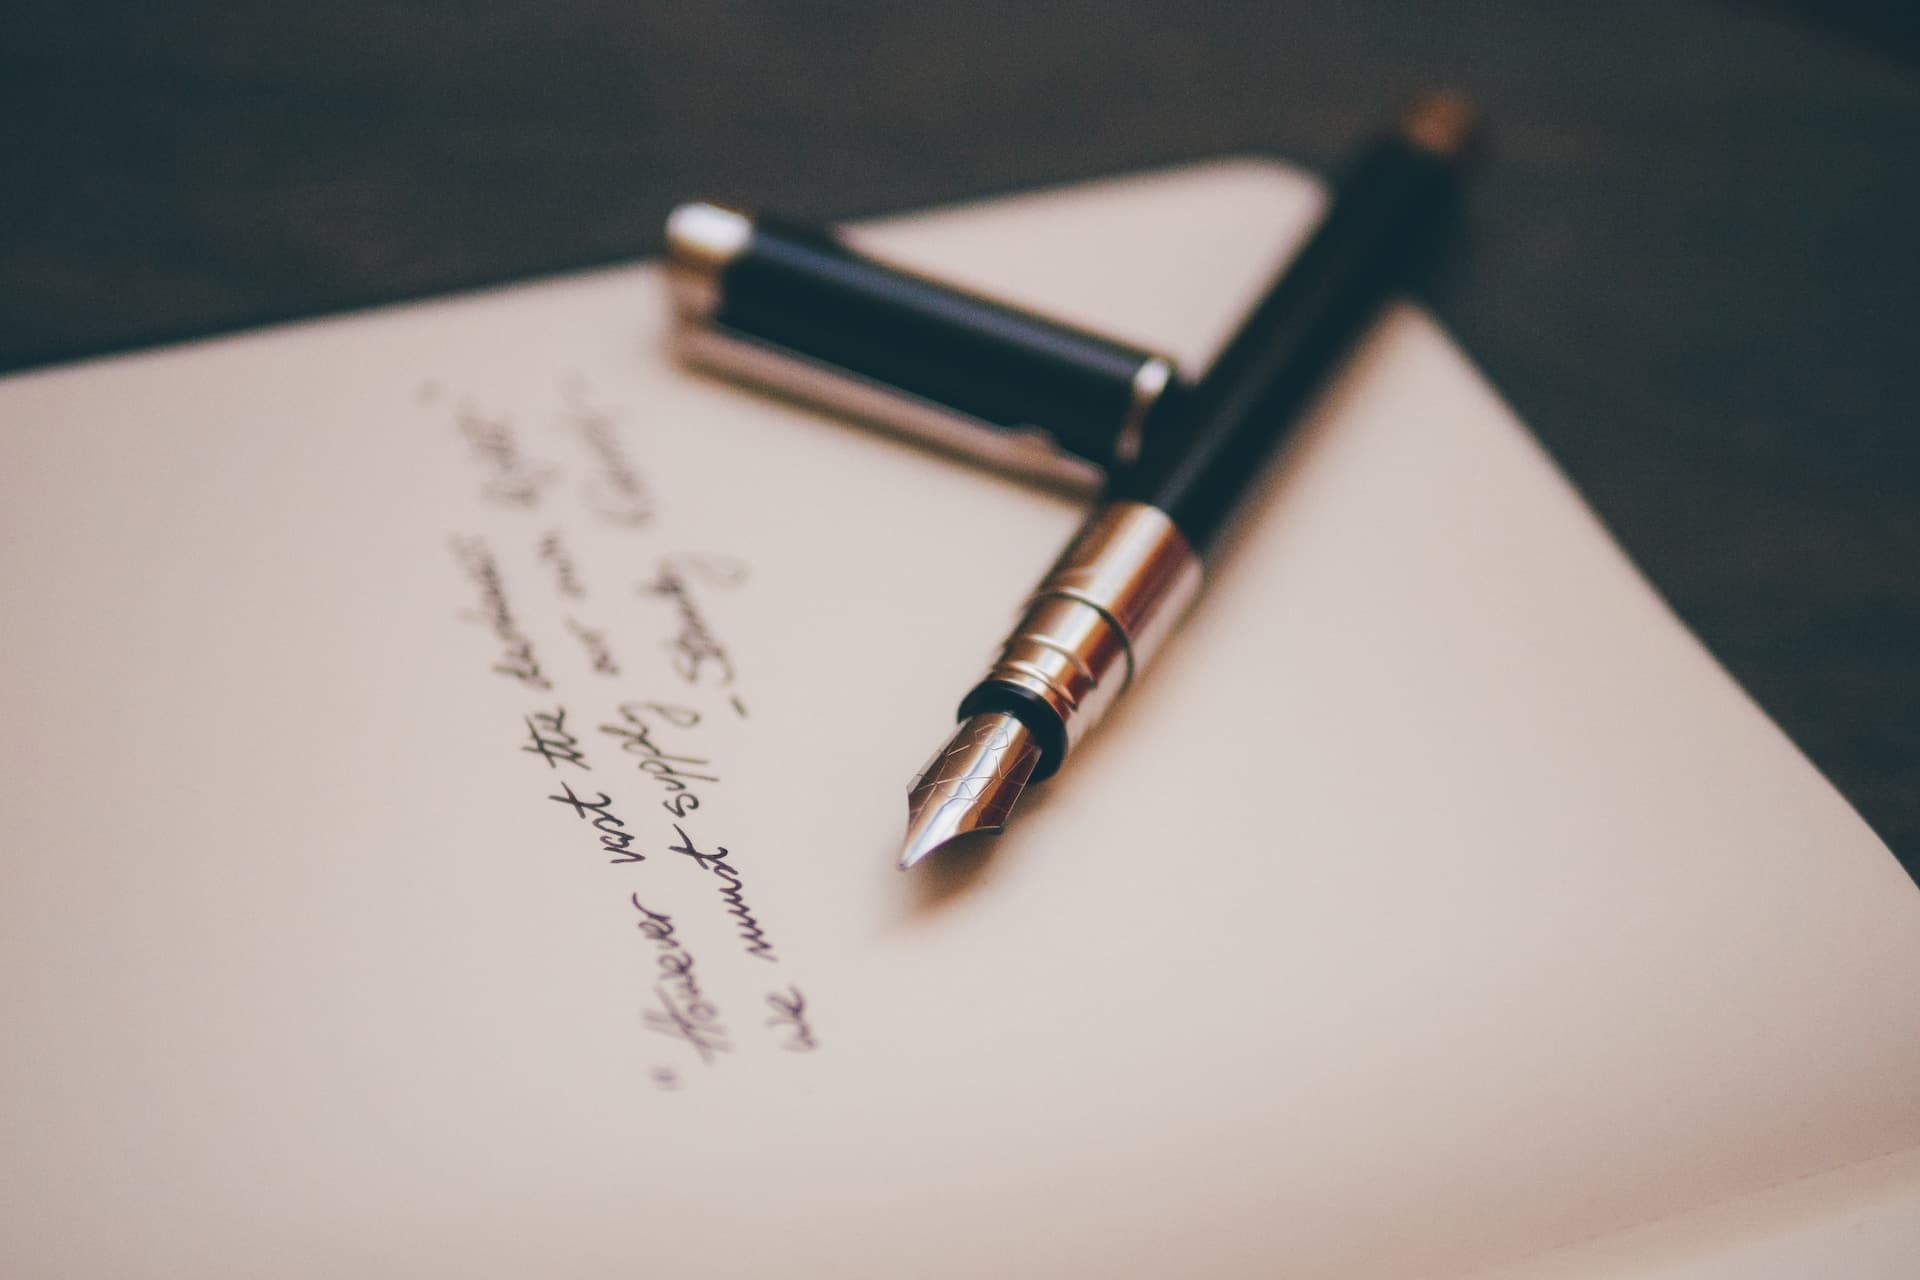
top-left (960, 501), bottom-right (1203, 779)
top-left (1109, 129), bottom-right (1465, 554)
top-left (666, 204), bottom-right (1174, 478)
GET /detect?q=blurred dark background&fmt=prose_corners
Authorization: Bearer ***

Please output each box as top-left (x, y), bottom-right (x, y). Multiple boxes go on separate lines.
top-left (4, 2), bottom-right (1916, 876)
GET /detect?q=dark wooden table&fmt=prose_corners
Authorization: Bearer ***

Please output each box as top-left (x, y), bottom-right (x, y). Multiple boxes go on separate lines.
top-left (5, 2), bottom-right (1916, 876)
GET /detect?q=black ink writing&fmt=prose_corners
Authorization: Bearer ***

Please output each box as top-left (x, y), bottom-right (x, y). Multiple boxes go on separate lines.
top-left (644, 986), bottom-right (731, 1064)
top-left (668, 823), bottom-right (778, 963)
top-left (765, 986), bottom-right (817, 1052)
top-left (641, 558), bottom-right (746, 689)
top-left (548, 781), bottom-right (644, 864)
top-left (458, 406), bottom-right (557, 508)
top-left (536, 529), bottom-right (588, 600)
top-left (522, 707), bottom-right (590, 771)
top-left (451, 536), bottom-right (551, 691)
top-left (565, 618), bottom-right (620, 676)
top-left (633, 897), bottom-right (729, 1064)
top-left (564, 379), bottom-right (654, 527)
top-left (598, 702), bottom-right (717, 818)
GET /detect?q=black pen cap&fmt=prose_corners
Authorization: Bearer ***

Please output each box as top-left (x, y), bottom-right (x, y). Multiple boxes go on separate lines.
top-left (664, 203), bottom-right (1177, 491)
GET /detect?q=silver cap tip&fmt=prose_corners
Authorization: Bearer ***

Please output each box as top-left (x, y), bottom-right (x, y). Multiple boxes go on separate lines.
top-left (664, 202), bottom-right (753, 319)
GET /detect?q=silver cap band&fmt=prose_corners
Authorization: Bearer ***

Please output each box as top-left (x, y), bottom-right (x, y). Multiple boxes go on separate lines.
top-left (979, 501), bottom-right (1203, 755)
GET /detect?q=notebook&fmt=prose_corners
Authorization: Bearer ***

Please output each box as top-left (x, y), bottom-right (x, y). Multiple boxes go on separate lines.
top-left (2, 159), bottom-right (1916, 1278)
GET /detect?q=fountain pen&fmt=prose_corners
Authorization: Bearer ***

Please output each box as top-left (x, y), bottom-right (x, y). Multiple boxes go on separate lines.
top-left (900, 91), bottom-right (1478, 869)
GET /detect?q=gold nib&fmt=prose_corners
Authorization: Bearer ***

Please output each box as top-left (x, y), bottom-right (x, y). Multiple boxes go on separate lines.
top-left (899, 712), bottom-right (1041, 869)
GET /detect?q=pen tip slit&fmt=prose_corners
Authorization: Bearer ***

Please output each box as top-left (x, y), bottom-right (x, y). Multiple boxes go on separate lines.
top-left (898, 712), bottom-right (1041, 870)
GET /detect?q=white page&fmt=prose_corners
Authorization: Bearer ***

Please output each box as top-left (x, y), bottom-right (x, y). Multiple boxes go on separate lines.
top-left (2, 160), bottom-right (1916, 1279)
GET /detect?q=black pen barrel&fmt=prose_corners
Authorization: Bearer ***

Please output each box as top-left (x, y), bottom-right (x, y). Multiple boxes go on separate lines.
top-left (903, 94), bottom-right (1478, 865)
top-left (1110, 103), bottom-right (1473, 555)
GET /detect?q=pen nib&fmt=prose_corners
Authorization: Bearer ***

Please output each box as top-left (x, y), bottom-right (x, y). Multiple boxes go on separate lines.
top-left (899, 712), bottom-right (1041, 870)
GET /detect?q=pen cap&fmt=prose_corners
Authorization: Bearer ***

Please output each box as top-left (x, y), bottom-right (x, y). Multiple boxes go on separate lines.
top-left (665, 203), bottom-right (1176, 490)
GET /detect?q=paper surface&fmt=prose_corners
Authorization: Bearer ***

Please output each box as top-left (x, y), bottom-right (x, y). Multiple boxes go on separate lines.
top-left (2, 160), bottom-right (1917, 1278)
